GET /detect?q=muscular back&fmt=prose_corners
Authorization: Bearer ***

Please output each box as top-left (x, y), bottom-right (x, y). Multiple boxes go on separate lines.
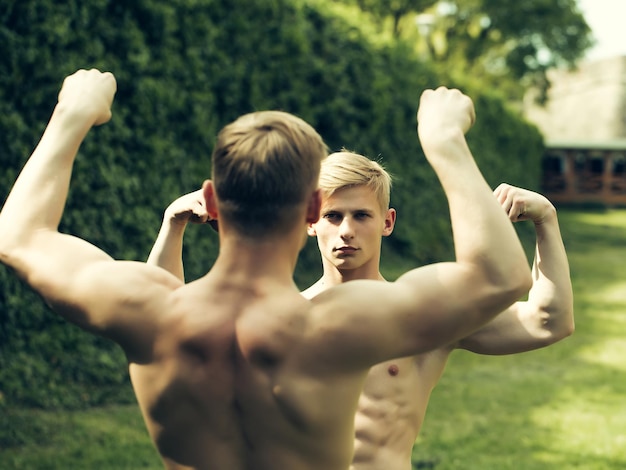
top-left (128, 274), bottom-right (364, 470)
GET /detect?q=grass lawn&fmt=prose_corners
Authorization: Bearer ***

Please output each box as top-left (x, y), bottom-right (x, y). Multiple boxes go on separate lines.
top-left (2, 208), bottom-right (626, 469)
top-left (1, 405), bottom-right (162, 469)
top-left (413, 208), bottom-right (626, 469)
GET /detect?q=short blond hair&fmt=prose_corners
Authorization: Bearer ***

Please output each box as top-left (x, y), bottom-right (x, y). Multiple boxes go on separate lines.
top-left (212, 111), bottom-right (328, 237)
top-left (319, 150), bottom-right (392, 211)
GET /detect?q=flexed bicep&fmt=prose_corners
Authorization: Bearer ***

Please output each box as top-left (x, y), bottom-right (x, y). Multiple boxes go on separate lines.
top-left (366, 259), bottom-right (526, 362)
top-left (54, 252), bottom-right (181, 362)
top-left (456, 302), bottom-right (542, 354)
top-left (306, 263), bottom-right (512, 371)
top-left (9, 230), bottom-right (113, 307)
top-left (11, 229), bottom-right (180, 353)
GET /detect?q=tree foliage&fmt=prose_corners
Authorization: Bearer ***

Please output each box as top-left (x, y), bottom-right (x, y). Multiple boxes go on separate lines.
top-left (338, 0), bottom-right (593, 101)
top-left (352, 0), bottom-right (438, 36)
top-left (430, 0), bottom-right (593, 100)
top-left (0, 0), bottom-right (542, 409)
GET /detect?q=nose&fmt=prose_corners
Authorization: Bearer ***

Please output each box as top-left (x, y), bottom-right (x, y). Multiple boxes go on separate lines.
top-left (339, 217), bottom-right (355, 240)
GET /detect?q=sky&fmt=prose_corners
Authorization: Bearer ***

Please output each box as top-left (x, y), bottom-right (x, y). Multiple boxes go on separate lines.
top-left (577, 0), bottom-right (626, 61)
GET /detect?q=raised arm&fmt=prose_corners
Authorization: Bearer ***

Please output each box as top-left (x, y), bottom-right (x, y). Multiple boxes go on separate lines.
top-left (0, 69), bottom-right (117, 280)
top-left (307, 88), bottom-right (532, 367)
top-left (0, 69), bottom-right (180, 359)
top-left (457, 183), bottom-right (574, 354)
top-left (414, 88), bottom-right (531, 299)
top-left (147, 188), bottom-right (210, 281)
top-left (387, 88), bottom-right (532, 351)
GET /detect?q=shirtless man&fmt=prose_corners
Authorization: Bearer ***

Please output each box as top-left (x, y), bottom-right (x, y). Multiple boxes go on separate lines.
top-left (0, 69), bottom-right (531, 470)
top-left (151, 152), bottom-right (574, 470)
top-left (303, 152), bottom-right (574, 470)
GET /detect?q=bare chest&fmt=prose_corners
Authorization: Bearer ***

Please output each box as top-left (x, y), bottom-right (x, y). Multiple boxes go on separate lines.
top-left (357, 350), bottom-right (451, 424)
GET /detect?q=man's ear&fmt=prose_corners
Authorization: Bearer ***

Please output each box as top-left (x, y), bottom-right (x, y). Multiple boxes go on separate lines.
top-left (382, 208), bottom-right (396, 237)
top-left (202, 179), bottom-right (219, 221)
top-left (307, 222), bottom-right (317, 237)
top-left (306, 189), bottom-right (322, 226)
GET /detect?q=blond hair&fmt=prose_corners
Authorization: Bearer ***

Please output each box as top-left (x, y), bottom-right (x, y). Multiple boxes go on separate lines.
top-left (212, 111), bottom-right (328, 237)
top-left (319, 150), bottom-right (392, 211)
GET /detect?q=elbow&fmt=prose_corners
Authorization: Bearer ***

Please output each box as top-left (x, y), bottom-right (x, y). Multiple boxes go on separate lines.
top-left (539, 308), bottom-right (575, 346)
top-left (0, 227), bottom-right (9, 260)
top-left (544, 289), bottom-right (576, 343)
top-left (0, 236), bottom-right (34, 279)
top-left (554, 315), bottom-right (575, 342)
top-left (0, 234), bottom-right (25, 270)
top-left (0, 244), bottom-right (15, 268)
top-left (0, 223), bottom-right (43, 270)
top-left (541, 321), bottom-right (575, 348)
top-left (0, 224), bottom-right (22, 265)
top-left (563, 323), bottom-right (575, 340)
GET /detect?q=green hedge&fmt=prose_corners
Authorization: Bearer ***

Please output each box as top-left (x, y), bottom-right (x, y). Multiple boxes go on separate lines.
top-left (0, 0), bottom-right (543, 409)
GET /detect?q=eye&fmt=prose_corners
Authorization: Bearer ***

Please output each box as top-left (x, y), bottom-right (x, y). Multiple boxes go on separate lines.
top-left (323, 212), bottom-right (341, 222)
top-left (355, 212), bottom-right (371, 220)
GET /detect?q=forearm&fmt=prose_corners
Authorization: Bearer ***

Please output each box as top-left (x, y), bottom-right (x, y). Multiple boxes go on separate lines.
top-left (0, 105), bottom-right (91, 251)
top-left (527, 210), bottom-right (574, 336)
top-left (147, 221), bottom-right (186, 282)
top-left (424, 133), bottom-right (531, 296)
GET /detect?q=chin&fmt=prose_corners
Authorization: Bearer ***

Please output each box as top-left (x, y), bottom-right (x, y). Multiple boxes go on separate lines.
top-left (334, 260), bottom-right (360, 271)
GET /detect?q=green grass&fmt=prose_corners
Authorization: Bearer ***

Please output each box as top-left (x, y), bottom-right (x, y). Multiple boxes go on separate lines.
top-left (1, 405), bottom-right (161, 469)
top-left (413, 208), bottom-right (626, 469)
top-left (2, 208), bottom-right (626, 469)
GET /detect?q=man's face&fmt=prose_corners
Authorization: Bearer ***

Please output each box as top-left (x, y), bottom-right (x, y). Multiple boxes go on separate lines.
top-left (308, 185), bottom-right (395, 272)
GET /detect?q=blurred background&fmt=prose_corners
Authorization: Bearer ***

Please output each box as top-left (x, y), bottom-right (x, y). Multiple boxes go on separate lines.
top-left (0, 0), bottom-right (624, 468)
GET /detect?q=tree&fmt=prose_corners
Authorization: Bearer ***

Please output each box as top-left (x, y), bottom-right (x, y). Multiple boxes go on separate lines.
top-left (352, 0), bottom-right (438, 36)
top-left (338, 0), bottom-right (593, 102)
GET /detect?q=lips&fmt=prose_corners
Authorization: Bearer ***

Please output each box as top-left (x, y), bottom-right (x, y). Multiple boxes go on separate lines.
top-left (334, 246), bottom-right (357, 254)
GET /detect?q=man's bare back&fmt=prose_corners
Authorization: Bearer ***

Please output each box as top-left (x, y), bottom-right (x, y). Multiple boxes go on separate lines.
top-left (130, 276), bottom-right (364, 469)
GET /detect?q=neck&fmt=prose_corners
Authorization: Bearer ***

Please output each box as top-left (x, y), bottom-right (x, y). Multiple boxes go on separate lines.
top-left (320, 258), bottom-right (385, 287)
top-left (302, 257), bottom-right (385, 299)
top-left (210, 226), bottom-right (305, 285)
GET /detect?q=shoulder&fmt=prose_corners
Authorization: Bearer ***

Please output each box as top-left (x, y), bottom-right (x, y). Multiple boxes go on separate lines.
top-left (300, 279), bottom-right (325, 300)
top-left (60, 261), bottom-right (184, 359)
top-left (74, 260), bottom-right (182, 300)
